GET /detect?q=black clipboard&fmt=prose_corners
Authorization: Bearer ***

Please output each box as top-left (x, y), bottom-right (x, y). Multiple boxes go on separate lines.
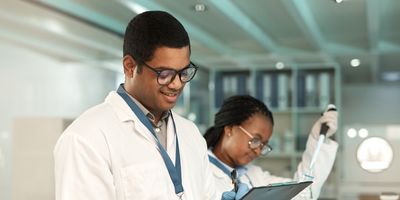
top-left (240, 181), bottom-right (313, 200)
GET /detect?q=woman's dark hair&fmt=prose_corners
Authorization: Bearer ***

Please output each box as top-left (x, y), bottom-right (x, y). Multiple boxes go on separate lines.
top-left (123, 10), bottom-right (190, 70)
top-left (204, 95), bottom-right (274, 149)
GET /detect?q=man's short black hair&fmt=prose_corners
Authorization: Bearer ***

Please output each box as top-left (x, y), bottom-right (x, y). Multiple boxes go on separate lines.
top-left (123, 10), bottom-right (190, 66)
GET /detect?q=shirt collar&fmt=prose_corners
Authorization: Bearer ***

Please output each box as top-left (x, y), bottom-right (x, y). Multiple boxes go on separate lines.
top-left (208, 149), bottom-right (234, 172)
top-left (146, 109), bottom-right (170, 125)
top-left (126, 93), bottom-right (170, 124)
top-left (208, 149), bottom-right (248, 177)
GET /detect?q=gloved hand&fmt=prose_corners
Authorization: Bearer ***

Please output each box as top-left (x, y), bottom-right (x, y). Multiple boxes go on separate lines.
top-left (221, 183), bottom-right (249, 200)
top-left (310, 107), bottom-right (338, 140)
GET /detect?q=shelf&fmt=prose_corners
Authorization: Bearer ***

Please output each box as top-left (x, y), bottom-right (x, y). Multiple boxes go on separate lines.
top-left (270, 109), bottom-right (293, 114)
top-left (264, 152), bottom-right (303, 159)
top-left (271, 107), bottom-right (327, 114)
top-left (293, 107), bottom-right (325, 113)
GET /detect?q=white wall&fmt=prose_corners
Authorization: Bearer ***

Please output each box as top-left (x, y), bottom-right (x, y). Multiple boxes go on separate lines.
top-left (0, 43), bottom-right (121, 200)
top-left (342, 84), bottom-right (400, 125)
top-left (340, 84), bottom-right (400, 198)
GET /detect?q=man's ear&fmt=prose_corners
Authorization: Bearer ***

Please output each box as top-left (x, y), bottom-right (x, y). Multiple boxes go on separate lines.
top-left (123, 55), bottom-right (137, 78)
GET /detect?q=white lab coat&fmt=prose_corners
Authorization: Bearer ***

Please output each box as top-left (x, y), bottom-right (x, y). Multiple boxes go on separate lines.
top-left (54, 91), bottom-right (217, 200)
top-left (210, 136), bottom-right (338, 200)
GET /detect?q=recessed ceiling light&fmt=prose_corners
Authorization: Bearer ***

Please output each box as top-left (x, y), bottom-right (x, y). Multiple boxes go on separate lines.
top-left (350, 58), bottom-right (360, 67)
top-left (194, 3), bottom-right (207, 12)
top-left (358, 128), bottom-right (369, 138)
top-left (275, 62), bottom-right (285, 69)
top-left (335, 0), bottom-right (344, 3)
top-left (347, 128), bottom-right (357, 138)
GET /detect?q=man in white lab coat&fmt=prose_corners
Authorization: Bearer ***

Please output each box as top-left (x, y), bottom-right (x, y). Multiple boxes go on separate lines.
top-left (54, 11), bottom-right (221, 200)
top-left (204, 95), bottom-right (338, 199)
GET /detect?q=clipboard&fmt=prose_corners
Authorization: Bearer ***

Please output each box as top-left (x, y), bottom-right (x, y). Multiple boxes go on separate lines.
top-left (240, 181), bottom-right (313, 200)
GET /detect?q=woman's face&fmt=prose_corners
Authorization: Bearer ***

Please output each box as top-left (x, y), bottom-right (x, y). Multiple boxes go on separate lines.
top-left (216, 113), bottom-right (273, 167)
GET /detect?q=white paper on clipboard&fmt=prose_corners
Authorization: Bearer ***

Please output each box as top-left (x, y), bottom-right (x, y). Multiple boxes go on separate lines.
top-left (240, 181), bottom-right (313, 200)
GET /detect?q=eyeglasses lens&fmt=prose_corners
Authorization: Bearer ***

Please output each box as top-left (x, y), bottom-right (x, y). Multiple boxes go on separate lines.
top-left (158, 70), bottom-right (175, 85)
top-left (157, 65), bottom-right (197, 85)
top-left (180, 67), bottom-right (196, 82)
top-left (249, 138), bottom-right (272, 155)
top-left (249, 138), bottom-right (262, 149)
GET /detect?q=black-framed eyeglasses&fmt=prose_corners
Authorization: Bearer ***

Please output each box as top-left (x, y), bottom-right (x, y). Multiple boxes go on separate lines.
top-left (238, 126), bottom-right (273, 155)
top-left (141, 61), bottom-right (198, 86)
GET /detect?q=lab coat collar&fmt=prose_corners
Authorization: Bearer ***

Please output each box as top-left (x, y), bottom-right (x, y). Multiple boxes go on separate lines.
top-left (105, 91), bottom-right (136, 122)
top-left (105, 91), bottom-right (157, 144)
top-left (208, 150), bottom-right (233, 179)
top-left (105, 91), bottom-right (178, 155)
top-left (208, 150), bottom-right (249, 180)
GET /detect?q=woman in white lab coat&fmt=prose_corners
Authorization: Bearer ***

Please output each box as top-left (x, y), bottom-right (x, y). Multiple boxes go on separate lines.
top-left (204, 95), bottom-right (338, 199)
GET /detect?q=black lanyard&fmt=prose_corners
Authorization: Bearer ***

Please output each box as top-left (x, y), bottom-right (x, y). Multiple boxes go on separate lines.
top-left (117, 84), bottom-right (184, 197)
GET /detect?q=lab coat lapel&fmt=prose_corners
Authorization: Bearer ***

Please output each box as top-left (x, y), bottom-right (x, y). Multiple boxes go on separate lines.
top-left (208, 151), bottom-right (230, 179)
top-left (105, 91), bottom-right (157, 143)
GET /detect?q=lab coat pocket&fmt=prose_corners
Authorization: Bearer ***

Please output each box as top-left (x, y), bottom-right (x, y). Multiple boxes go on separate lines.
top-left (121, 161), bottom-right (168, 200)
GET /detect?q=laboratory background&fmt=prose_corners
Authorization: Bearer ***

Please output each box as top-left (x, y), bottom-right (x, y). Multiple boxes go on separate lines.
top-left (1, 0), bottom-right (400, 199)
